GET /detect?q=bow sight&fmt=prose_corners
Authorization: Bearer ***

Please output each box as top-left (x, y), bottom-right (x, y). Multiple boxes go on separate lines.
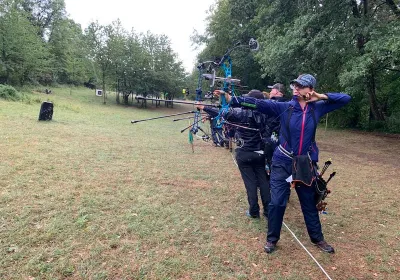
top-left (249, 38), bottom-right (259, 51)
top-left (199, 38), bottom-right (259, 89)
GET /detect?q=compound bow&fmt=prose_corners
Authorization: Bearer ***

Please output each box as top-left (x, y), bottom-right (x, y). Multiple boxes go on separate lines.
top-left (131, 38), bottom-right (260, 152)
top-left (201, 38), bottom-right (260, 147)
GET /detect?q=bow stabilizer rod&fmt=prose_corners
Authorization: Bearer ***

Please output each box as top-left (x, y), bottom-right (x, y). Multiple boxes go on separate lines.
top-left (131, 111), bottom-right (197, 124)
top-left (173, 115), bottom-right (207, 122)
top-left (224, 120), bottom-right (260, 131)
top-left (180, 116), bottom-right (208, 133)
top-left (135, 96), bottom-right (219, 107)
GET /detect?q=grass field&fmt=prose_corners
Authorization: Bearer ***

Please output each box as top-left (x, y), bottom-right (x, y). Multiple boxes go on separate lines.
top-left (0, 87), bottom-right (399, 280)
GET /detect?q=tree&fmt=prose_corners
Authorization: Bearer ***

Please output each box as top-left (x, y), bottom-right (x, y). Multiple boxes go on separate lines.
top-left (20, 0), bottom-right (66, 39)
top-left (140, 31), bottom-right (186, 96)
top-left (0, 1), bottom-right (49, 85)
top-left (340, 0), bottom-right (400, 123)
top-left (193, 0), bottom-right (400, 131)
top-left (85, 21), bottom-right (113, 104)
top-left (47, 18), bottom-right (90, 85)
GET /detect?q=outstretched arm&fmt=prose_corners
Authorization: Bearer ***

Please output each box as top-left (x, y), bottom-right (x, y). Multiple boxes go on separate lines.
top-left (231, 96), bottom-right (287, 116)
top-left (198, 103), bottom-right (247, 122)
top-left (201, 106), bottom-right (219, 118)
top-left (213, 90), bottom-right (287, 116)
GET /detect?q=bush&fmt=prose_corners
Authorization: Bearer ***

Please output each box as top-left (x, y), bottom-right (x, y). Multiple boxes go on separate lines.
top-left (387, 112), bottom-right (400, 133)
top-left (0, 84), bottom-right (22, 101)
top-left (368, 120), bottom-right (386, 131)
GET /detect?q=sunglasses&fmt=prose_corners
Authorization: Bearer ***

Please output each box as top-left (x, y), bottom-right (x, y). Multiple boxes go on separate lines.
top-left (290, 82), bottom-right (308, 90)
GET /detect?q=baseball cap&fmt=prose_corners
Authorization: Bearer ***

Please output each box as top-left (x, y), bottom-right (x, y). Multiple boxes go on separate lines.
top-left (290, 74), bottom-right (317, 89)
top-left (267, 83), bottom-right (285, 93)
top-left (244, 89), bottom-right (265, 99)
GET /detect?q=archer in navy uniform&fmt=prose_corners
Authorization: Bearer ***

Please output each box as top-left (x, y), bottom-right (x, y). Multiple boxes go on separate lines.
top-left (215, 74), bottom-right (351, 254)
top-left (197, 90), bottom-right (270, 219)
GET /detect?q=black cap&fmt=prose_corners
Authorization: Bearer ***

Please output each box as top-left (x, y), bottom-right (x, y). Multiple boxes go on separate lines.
top-left (267, 83), bottom-right (285, 93)
top-left (245, 89), bottom-right (265, 99)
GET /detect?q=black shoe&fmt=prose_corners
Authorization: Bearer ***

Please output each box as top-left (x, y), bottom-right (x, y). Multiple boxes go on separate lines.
top-left (312, 240), bottom-right (335, 253)
top-left (264, 242), bottom-right (277, 254)
top-left (245, 210), bottom-right (260, 218)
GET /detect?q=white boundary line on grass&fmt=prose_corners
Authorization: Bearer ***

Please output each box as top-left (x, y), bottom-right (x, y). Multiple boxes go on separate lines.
top-left (282, 222), bottom-right (333, 280)
top-left (231, 151), bottom-right (238, 167)
top-left (230, 151), bottom-right (333, 280)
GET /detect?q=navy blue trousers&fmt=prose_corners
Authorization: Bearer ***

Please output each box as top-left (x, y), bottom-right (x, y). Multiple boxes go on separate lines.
top-left (267, 160), bottom-right (324, 243)
top-left (236, 150), bottom-right (271, 217)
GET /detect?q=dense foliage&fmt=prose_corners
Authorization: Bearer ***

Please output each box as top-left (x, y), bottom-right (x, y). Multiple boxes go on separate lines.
top-left (193, 0), bottom-right (400, 132)
top-left (0, 0), bottom-right (187, 104)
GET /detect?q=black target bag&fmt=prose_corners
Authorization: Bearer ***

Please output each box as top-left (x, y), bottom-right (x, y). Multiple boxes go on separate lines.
top-left (38, 101), bottom-right (53, 121)
top-left (291, 154), bottom-right (315, 187)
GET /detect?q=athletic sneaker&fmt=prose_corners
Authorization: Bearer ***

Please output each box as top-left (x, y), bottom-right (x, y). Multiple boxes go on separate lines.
top-left (245, 210), bottom-right (260, 218)
top-left (312, 240), bottom-right (335, 253)
top-left (264, 242), bottom-right (277, 254)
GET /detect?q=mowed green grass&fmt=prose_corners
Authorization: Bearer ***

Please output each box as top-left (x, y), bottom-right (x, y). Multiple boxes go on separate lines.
top-left (0, 87), bottom-right (399, 280)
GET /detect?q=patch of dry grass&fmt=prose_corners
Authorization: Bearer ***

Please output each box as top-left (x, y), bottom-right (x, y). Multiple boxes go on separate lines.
top-left (0, 88), bottom-right (399, 279)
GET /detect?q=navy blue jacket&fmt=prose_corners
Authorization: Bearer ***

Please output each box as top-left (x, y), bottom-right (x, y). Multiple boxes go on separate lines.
top-left (203, 107), bottom-right (266, 152)
top-left (265, 96), bottom-right (287, 137)
top-left (230, 93), bottom-right (351, 163)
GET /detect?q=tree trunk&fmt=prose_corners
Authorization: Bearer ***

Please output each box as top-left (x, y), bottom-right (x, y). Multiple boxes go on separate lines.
top-left (115, 67), bottom-right (119, 104)
top-left (366, 71), bottom-right (385, 121)
top-left (102, 70), bottom-right (106, 104)
top-left (2, 35), bottom-right (9, 84)
top-left (116, 78), bottom-right (120, 104)
top-left (351, 0), bottom-right (384, 121)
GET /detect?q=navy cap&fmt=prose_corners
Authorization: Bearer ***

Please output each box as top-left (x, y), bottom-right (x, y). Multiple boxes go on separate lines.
top-left (291, 74), bottom-right (317, 89)
top-left (267, 83), bottom-right (285, 93)
top-left (245, 89), bottom-right (265, 99)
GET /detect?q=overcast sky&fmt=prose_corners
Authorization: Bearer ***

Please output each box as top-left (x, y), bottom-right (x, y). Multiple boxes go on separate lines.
top-left (64, 0), bottom-right (216, 72)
